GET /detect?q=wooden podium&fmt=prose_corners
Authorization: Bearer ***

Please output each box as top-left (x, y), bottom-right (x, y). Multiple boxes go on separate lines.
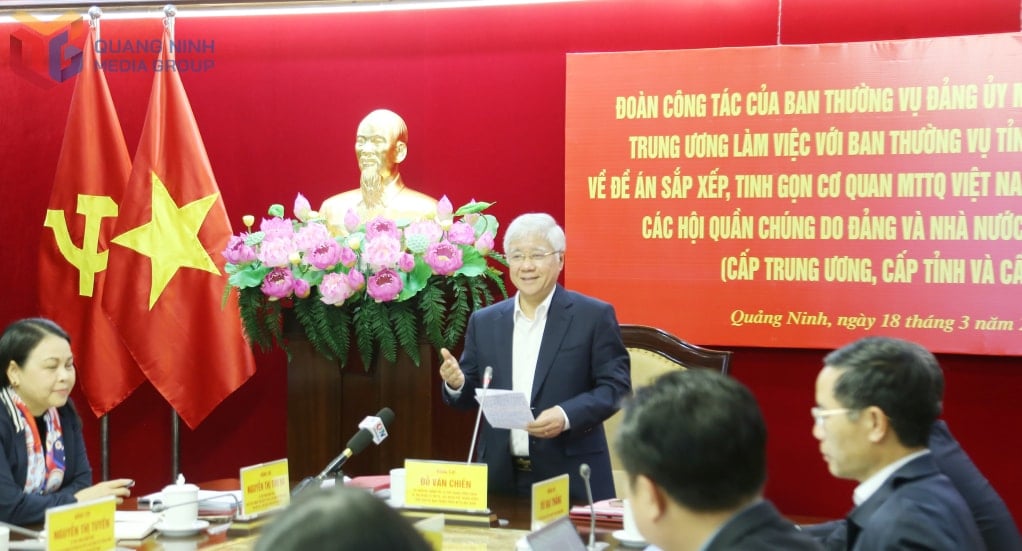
top-left (285, 322), bottom-right (474, 483)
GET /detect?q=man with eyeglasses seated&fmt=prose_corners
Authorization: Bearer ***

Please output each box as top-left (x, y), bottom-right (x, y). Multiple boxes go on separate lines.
top-left (806, 336), bottom-right (984, 550)
top-left (438, 212), bottom-right (631, 502)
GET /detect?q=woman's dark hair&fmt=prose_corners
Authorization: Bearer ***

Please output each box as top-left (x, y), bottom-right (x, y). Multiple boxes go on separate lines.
top-left (0, 318), bottom-right (71, 388)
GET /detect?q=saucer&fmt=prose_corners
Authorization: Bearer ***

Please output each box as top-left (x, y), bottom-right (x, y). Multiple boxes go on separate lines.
top-left (156, 519), bottom-right (210, 537)
top-left (612, 529), bottom-right (647, 548)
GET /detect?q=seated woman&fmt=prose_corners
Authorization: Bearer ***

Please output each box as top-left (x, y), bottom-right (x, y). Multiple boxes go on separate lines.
top-left (254, 485), bottom-right (432, 551)
top-left (0, 318), bottom-right (133, 525)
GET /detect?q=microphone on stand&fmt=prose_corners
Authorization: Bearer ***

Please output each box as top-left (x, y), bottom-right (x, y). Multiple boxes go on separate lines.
top-left (467, 366), bottom-right (493, 463)
top-left (579, 463), bottom-right (609, 551)
top-left (292, 407), bottom-right (396, 497)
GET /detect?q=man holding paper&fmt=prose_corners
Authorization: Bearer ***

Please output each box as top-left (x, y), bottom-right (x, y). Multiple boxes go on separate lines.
top-left (439, 213), bottom-right (631, 502)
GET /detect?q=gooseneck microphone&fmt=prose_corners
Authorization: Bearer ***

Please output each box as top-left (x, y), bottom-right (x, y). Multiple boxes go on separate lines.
top-left (467, 366), bottom-right (493, 463)
top-left (579, 463), bottom-right (609, 551)
top-left (150, 491), bottom-right (241, 515)
top-left (292, 407), bottom-right (396, 497)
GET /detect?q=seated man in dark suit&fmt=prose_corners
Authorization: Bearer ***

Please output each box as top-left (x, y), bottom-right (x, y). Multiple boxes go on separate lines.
top-left (805, 420), bottom-right (1022, 550)
top-left (928, 420), bottom-right (1021, 550)
top-left (809, 336), bottom-right (984, 550)
top-left (615, 369), bottom-right (823, 551)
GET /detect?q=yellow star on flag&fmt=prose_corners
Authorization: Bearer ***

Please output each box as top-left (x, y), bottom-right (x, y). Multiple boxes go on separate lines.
top-left (112, 171), bottom-right (221, 309)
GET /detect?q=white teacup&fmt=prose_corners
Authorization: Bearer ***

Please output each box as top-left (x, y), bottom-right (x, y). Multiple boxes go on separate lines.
top-left (160, 483), bottom-right (199, 529)
top-left (622, 498), bottom-right (642, 540)
top-left (389, 468), bottom-right (407, 506)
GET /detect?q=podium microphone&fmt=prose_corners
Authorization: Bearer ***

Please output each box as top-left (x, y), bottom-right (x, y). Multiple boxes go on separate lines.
top-left (467, 366), bottom-right (493, 463)
top-left (293, 407), bottom-right (396, 497)
top-left (580, 463), bottom-right (609, 551)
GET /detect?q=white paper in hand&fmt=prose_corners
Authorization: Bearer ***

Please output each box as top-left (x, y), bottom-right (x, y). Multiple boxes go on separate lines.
top-left (475, 388), bottom-right (534, 429)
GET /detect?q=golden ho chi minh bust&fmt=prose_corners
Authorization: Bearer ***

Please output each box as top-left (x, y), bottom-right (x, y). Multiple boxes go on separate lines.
top-left (320, 109), bottom-right (439, 230)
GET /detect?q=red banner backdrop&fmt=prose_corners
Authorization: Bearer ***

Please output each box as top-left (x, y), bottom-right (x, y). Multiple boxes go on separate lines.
top-left (566, 34), bottom-right (1022, 356)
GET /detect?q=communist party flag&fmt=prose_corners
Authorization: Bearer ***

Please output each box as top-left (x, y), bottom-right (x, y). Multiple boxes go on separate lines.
top-left (39, 25), bottom-right (145, 418)
top-left (101, 26), bottom-right (256, 429)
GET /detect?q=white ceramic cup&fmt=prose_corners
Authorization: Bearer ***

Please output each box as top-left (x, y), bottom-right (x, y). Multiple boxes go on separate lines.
top-left (622, 498), bottom-right (641, 539)
top-left (389, 468), bottom-right (407, 506)
top-left (0, 525), bottom-right (9, 551)
top-left (160, 483), bottom-right (199, 529)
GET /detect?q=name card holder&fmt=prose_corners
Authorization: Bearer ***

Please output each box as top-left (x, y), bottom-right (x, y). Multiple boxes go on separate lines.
top-left (400, 459), bottom-right (496, 526)
top-left (239, 458), bottom-right (291, 520)
top-left (45, 496), bottom-right (116, 551)
top-left (531, 474), bottom-right (570, 531)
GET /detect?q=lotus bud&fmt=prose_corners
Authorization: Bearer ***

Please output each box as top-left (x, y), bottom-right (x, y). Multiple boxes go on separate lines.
top-left (294, 193), bottom-right (312, 221)
top-left (242, 214), bottom-right (255, 230)
top-left (293, 278), bottom-right (311, 299)
top-left (437, 195), bottom-right (454, 222)
top-left (344, 208), bottom-right (361, 234)
top-left (437, 195), bottom-right (453, 216)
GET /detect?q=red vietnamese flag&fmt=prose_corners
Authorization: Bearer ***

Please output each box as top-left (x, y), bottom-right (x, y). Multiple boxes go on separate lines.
top-left (102, 27), bottom-right (256, 429)
top-left (39, 26), bottom-right (144, 418)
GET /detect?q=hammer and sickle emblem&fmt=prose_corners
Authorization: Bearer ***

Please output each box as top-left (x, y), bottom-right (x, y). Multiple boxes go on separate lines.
top-left (43, 194), bottom-right (118, 297)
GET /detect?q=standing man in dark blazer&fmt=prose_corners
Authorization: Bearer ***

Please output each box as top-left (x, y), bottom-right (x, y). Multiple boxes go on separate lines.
top-left (810, 336), bottom-right (984, 550)
top-left (439, 212), bottom-right (631, 502)
top-left (616, 369), bottom-right (822, 551)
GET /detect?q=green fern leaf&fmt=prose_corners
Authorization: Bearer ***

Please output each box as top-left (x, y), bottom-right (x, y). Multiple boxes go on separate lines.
top-left (326, 304), bottom-right (352, 366)
top-left (352, 299), bottom-right (377, 371)
top-left (418, 284), bottom-right (446, 352)
top-left (444, 278), bottom-right (470, 350)
top-left (390, 301), bottom-right (421, 366)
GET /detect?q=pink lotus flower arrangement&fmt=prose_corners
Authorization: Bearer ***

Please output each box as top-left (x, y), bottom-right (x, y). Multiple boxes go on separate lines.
top-left (223, 194), bottom-right (506, 368)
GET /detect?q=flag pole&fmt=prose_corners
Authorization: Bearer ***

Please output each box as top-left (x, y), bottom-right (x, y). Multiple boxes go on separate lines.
top-left (88, 5), bottom-right (101, 42)
top-left (100, 416), bottom-right (110, 481)
top-left (164, 3), bottom-right (176, 39)
top-left (87, 4), bottom-right (113, 483)
top-left (162, 2), bottom-right (182, 483)
top-left (171, 410), bottom-right (180, 481)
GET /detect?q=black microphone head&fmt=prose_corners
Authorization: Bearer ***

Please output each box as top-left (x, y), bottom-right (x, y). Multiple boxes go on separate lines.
top-left (345, 408), bottom-right (395, 453)
top-left (377, 407), bottom-right (395, 427)
top-left (346, 427), bottom-right (375, 454)
top-left (579, 463), bottom-right (591, 480)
